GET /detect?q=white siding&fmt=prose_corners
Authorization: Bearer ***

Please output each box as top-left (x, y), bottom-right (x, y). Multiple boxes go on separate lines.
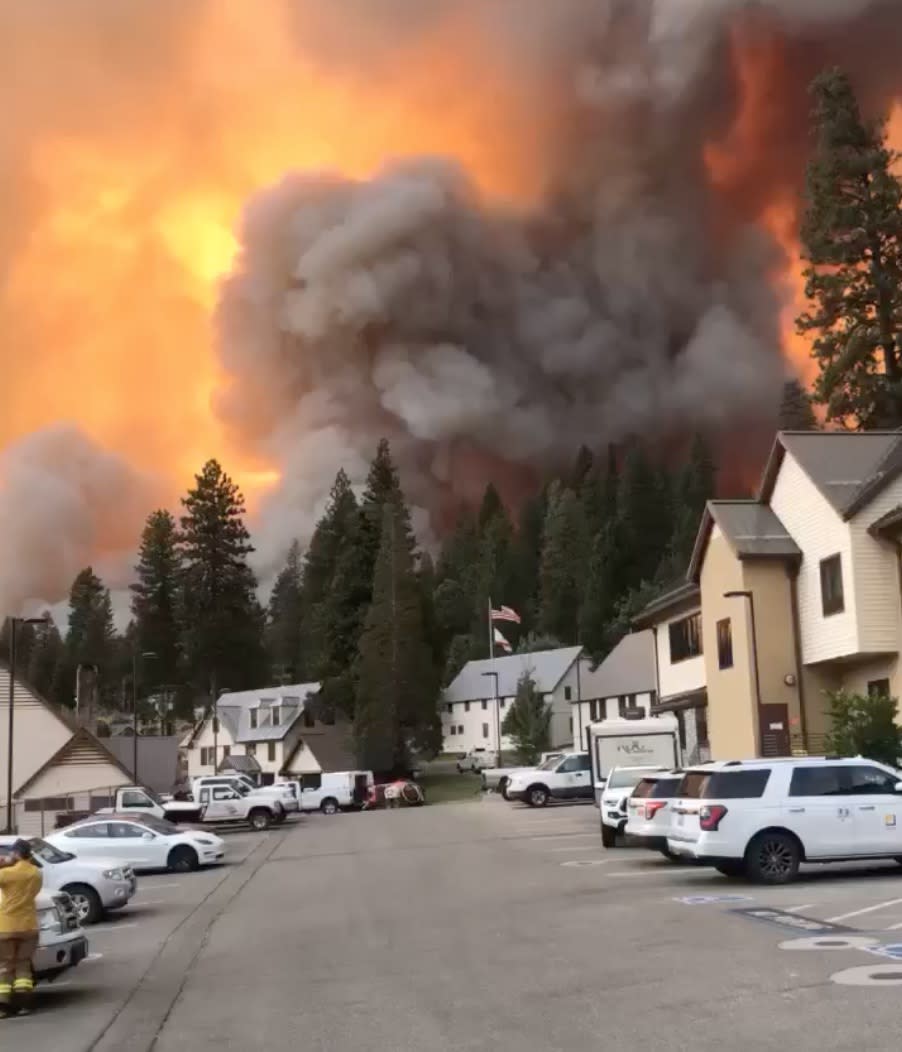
top-left (572, 693), bottom-right (654, 746)
top-left (185, 718), bottom-right (238, 779)
top-left (0, 670), bottom-right (72, 808)
top-left (770, 450), bottom-right (858, 663)
top-left (656, 609), bottom-right (705, 699)
top-left (441, 696), bottom-right (514, 753)
top-left (849, 476), bottom-right (902, 653)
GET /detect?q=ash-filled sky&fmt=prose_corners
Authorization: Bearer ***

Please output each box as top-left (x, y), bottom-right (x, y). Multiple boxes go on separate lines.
top-left (0, 0), bottom-right (900, 623)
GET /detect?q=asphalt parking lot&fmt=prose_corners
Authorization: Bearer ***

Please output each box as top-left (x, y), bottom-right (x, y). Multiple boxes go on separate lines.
top-left (20, 799), bottom-right (902, 1050)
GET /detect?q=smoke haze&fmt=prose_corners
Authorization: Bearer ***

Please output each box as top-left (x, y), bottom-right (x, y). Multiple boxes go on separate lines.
top-left (1, 0), bottom-right (901, 616)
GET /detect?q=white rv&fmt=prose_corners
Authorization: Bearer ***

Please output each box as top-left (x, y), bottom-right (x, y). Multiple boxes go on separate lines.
top-left (587, 715), bottom-right (681, 805)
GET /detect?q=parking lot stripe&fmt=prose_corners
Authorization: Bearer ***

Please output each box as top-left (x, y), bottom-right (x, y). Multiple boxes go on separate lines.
top-left (606, 867), bottom-right (698, 876)
top-left (90, 922), bottom-right (139, 934)
top-left (140, 882), bottom-right (182, 889)
top-left (784, 904), bottom-right (815, 913)
top-left (825, 898), bottom-right (902, 923)
top-left (529, 833), bottom-right (598, 841)
top-left (883, 919), bottom-right (902, 930)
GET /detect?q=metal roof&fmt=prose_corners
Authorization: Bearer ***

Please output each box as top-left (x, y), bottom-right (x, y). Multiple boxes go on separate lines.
top-left (106, 736), bottom-right (181, 795)
top-left (215, 683), bottom-right (320, 743)
top-left (707, 501), bottom-right (800, 558)
top-left (632, 582), bottom-right (700, 628)
top-left (583, 631), bottom-right (656, 697)
top-left (444, 647), bottom-right (582, 702)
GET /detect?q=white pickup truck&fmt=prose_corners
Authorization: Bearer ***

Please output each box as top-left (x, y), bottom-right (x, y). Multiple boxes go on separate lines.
top-left (504, 752), bottom-right (593, 807)
top-left (33, 890), bottom-right (89, 984)
top-left (191, 776), bottom-right (298, 815)
top-left (99, 785), bottom-right (284, 831)
top-left (480, 753), bottom-right (565, 798)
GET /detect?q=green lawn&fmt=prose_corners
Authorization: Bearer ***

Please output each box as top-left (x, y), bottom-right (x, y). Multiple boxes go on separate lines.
top-left (418, 771), bottom-right (483, 804)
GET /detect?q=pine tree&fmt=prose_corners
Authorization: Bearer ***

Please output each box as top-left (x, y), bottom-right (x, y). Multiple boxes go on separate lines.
top-left (358, 439), bottom-right (411, 584)
top-left (130, 509), bottom-right (181, 689)
top-left (66, 567), bottom-right (116, 667)
top-left (501, 672), bottom-right (551, 763)
top-left (798, 68), bottom-right (902, 428)
top-left (778, 378), bottom-right (819, 431)
top-left (539, 483), bottom-right (588, 644)
top-left (579, 522), bottom-right (619, 659)
top-left (567, 445), bottom-right (594, 493)
top-left (354, 504), bottom-right (439, 773)
top-left (266, 540), bottom-right (303, 682)
top-left (663, 434), bottom-right (716, 579)
top-left (616, 445), bottom-right (670, 592)
top-left (178, 460), bottom-right (266, 697)
top-left (25, 612), bottom-right (65, 704)
top-left (511, 488), bottom-right (548, 633)
top-left (477, 483), bottom-right (504, 533)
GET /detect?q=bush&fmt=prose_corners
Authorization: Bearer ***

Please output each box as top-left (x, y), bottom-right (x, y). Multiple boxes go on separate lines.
top-left (824, 690), bottom-right (902, 766)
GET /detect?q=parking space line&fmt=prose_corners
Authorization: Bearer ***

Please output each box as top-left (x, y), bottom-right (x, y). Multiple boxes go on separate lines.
top-left (138, 882), bottom-right (182, 890)
top-left (607, 867), bottom-right (698, 876)
top-left (90, 922), bottom-right (139, 934)
top-left (826, 898), bottom-right (902, 923)
top-left (784, 904), bottom-right (815, 913)
top-left (884, 919), bottom-right (902, 930)
top-left (529, 833), bottom-right (597, 841)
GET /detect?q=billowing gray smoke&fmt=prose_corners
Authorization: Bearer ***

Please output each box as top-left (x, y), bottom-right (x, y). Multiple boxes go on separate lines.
top-left (217, 0), bottom-right (902, 579)
top-left (1, 0), bottom-right (901, 618)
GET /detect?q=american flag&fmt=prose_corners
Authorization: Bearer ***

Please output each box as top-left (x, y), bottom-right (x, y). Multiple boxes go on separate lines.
top-left (491, 605), bottom-right (521, 624)
top-left (493, 627), bottom-right (512, 652)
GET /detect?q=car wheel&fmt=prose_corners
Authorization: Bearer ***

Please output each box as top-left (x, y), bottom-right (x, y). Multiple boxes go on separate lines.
top-left (62, 883), bottom-right (103, 925)
top-left (167, 845), bottom-right (199, 873)
top-left (499, 778), bottom-right (510, 800)
top-left (601, 822), bottom-right (617, 848)
top-left (320, 797), bottom-right (339, 815)
top-left (660, 847), bottom-right (680, 862)
top-left (249, 808), bottom-right (273, 831)
top-left (745, 831), bottom-right (801, 885)
top-left (714, 861), bottom-right (746, 878)
top-left (527, 784), bottom-right (549, 808)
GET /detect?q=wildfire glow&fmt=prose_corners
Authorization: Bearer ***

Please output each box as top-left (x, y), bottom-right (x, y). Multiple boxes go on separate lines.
top-left (0, 2), bottom-right (543, 505)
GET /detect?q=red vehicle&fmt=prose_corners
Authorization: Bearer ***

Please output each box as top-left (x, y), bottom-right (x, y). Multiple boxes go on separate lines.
top-left (364, 780), bottom-right (425, 809)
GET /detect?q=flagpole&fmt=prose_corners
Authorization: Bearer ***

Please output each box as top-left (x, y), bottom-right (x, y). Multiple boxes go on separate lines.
top-left (488, 596), bottom-right (501, 766)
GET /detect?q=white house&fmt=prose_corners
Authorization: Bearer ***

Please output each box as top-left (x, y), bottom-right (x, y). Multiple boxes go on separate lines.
top-left (442, 646), bottom-right (619, 754)
top-left (633, 582), bottom-right (709, 764)
top-left (569, 630), bottom-right (657, 751)
top-left (184, 682), bottom-right (356, 784)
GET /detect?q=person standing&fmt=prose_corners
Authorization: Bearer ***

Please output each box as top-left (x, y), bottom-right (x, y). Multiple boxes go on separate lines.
top-left (0, 840), bottom-right (43, 1019)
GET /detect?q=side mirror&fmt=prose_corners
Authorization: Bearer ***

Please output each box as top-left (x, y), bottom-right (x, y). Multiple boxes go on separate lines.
top-left (142, 832), bottom-right (155, 841)
top-left (895, 782), bottom-right (902, 793)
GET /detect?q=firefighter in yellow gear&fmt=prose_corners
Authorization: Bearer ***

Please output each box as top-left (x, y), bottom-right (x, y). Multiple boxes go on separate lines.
top-left (0, 839), bottom-right (42, 1018)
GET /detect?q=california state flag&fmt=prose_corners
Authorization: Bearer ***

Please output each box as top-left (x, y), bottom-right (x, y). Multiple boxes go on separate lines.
top-left (493, 627), bottom-right (512, 652)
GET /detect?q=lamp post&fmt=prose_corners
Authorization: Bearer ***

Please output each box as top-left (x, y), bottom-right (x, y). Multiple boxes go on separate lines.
top-left (211, 679), bottom-right (229, 773)
top-left (481, 671), bottom-right (501, 766)
top-left (132, 650), bottom-right (157, 782)
top-left (5, 614), bottom-right (50, 833)
top-left (724, 590), bottom-right (763, 751)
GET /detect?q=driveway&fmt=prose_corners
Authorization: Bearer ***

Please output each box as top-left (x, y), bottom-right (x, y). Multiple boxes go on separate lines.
top-left (31, 801), bottom-right (902, 1049)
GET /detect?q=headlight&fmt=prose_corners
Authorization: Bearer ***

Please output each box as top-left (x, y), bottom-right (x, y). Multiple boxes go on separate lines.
top-left (103, 867), bottom-right (125, 880)
top-left (39, 908), bottom-right (61, 934)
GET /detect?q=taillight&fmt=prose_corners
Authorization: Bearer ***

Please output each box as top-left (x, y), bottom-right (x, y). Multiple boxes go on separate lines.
top-left (644, 801), bottom-right (666, 820)
top-left (699, 804), bottom-right (728, 831)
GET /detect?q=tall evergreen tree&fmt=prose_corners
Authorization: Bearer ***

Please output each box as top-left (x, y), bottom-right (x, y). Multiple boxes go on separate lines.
top-left (477, 483), bottom-right (504, 533)
top-left (501, 672), bottom-right (551, 763)
top-left (778, 378), bottom-right (819, 431)
top-left (26, 612), bottom-right (65, 705)
top-left (178, 460), bottom-right (266, 697)
top-left (579, 522), bottom-right (620, 659)
top-left (615, 445), bottom-right (670, 592)
top-left (798, 68), bottom-right (902, 428)
top-left (358, 439), bottom-right (410, 582)
top-left (266, 540), bottom-right (303, 682)
top-left (663, 433), bottom-right (716, 579)
top-left (354, 504), bottom-right (439, 772)
top-left (539, 484), bottom-right (588, 644)
top-left (66, 567), bottom-right (116, 667)
top-left (130, 509), bottom-right (181, 689)
top-left (511, 488), bottom-right (548, 633)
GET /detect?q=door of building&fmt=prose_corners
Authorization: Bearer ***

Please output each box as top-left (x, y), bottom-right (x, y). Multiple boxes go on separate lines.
top-left (759, 704), bottom-right (790, 756)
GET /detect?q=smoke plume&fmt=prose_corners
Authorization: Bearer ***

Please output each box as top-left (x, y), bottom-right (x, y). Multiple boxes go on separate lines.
top-left (0, 0), bottom-right (901, 613)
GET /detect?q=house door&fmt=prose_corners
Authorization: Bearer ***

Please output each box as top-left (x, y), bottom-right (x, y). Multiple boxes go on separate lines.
top-left (759, 704), bottom-right (790, 757)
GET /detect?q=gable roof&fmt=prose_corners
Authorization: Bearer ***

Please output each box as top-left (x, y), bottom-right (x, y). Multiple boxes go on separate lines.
top-left (209, 683), bottom-right (321, 744)
top-left (632, 582), bottom-right (700, 629)
top-left (759, 431), bottom-right (902, 519)
top-left (105, 736), bottom-right (180, 795)
top-left (14, 727), bottom-right (136, 798)
top-left (688, 500), bottom-right (800, 581)
top-left (286, 724), bottom-right (357, 773)
top-left (0, 659), bottom-right (76, 735)
top-left (584, 631), bottom-right (656, 697)
top-left (444, 647), bottom-right (583, 702)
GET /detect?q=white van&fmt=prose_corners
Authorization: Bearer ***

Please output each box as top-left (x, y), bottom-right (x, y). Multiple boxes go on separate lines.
top-left (276, 772), bottom-right (374, 814)
top-left (587, 715), bottom-right (681, 805)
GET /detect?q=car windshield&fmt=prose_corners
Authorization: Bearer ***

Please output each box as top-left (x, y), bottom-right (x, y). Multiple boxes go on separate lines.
top-left (608, 769), bottom-right (652, 790)
top-left (29, 838), bottom-right (71, 864)
top-left (536, 755), bottom-right (561, 771)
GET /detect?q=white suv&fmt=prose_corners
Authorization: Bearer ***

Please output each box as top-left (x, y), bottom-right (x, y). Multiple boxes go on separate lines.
top-left (599, 765), bottom-right (668, 847)
top-left (667, 756), bottom-right (902, 884)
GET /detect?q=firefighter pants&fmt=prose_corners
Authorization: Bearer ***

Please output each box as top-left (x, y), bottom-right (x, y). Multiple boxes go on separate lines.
top-left (0, 932), bottom-right (38, 1010)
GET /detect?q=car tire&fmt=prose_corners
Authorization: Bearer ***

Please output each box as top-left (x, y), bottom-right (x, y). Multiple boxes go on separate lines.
top-left (526, 784), bottom-right (549, 808)
top-left (62, 883), bottom-right (103, 925)
top-left (320, 797), bottom-right (339, 815)
top-left (714, 861), bottom-right (746, 878)
top-left (601, 822), bottom-right (617, 848)
top-left (249, 808), bottom-right (273, 831)
top-left (660, 847), bottom-right (680, 862)
top-left (499, 778), bottom-right (510, 800)
top-left (745, 831), bottom-right (801, 885)
top-left (167, 845), bottom-right (199, 873)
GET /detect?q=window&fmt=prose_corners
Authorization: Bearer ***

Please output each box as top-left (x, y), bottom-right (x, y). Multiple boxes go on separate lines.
top-left (109, 822), bottom-right (143, 839)
top-left (271, 707), bottom-right (280, 727)
top-left (482, 723), bottom-right (489, 739)
top-left (212, 787), bottom-right (239, 800)
top-left (447, 703), bottom-right (453, 714)
top-left (213, 717), bottom-right (219, 734)
top-left (820, 554), bottom-right (844, 616)
top-left (680, 769), bottom-right (771, 799)
top-left (267, 742), bottom-right (276, 762)
top-left (200, 746), bottom-right (214, 766)
top-left (246, 743), bottom-right (256, 756)
top-left (121, 790), bottom-right (152, 809)
top-left (450, 725), bottom-right (456, 736)
top-left (457, 725), bottom-right (464, 734)
top-left (250, 709), bottom-right (258, 730)
top-left (499, 699), bottom-right (506, 709)
top-left (481, 699), bottom-right (487, 711)
top-left (845, 765), bottom-right (898, 795)
top-left (558, 754), bottom-right (591, 773)
top-left (789, 765), bottom-right (845, 797)
top-left (66, 823), bottom-right (109, 839)
top-left (618, 697), bottom-right (628, 717)
top-left (222, 745), bottom-right (230, 758)
top-left (669, 613), bottom-right (702, 663)
top-left (716, 618), bottom-right (733, 670)
top-left (868, 679), bottom-right (891, 699)
top-left (464, 701), bottom-right (470, 713)
top-left (564, 686), bottom-right (572, 701)
top-left (590, 699), bottom-right (603, 722)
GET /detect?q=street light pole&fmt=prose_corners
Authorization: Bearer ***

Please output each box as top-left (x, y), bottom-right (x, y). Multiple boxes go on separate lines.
top-left (132, 650), bottom-right (157, 783)
top-left (5, 615), bottom-right (49, 833)
top-left (481, 671), bottom-right (501, 766)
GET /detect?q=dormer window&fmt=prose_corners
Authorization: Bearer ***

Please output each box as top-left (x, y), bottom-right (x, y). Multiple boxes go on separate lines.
top-left (250, 709), bottom-right (258, 730)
